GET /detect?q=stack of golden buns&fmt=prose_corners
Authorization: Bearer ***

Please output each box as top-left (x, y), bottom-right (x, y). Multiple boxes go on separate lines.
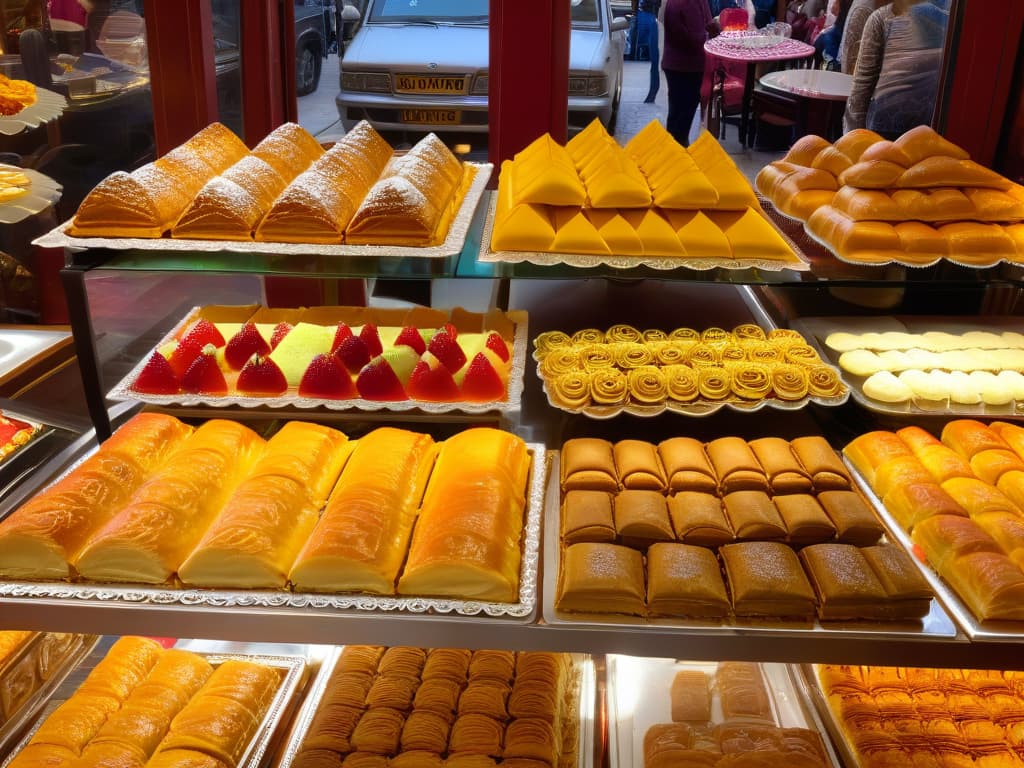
top-left (819, 663), bottom-right (1024, 768)
top-left (69, 121), bottom-right (475, 246)
top-left (825, 328), bottom-right (1024, 407)
top-left (845, 420), bottom-right (1024, 621)
top-left (491, 120), bottom-right (799, 264)
top-left (291, 645), bottom-right (580, 768)
top-left (0, 415), bottom-right (532, 603)
top-left (8, 635), bottom-right (281, 768)
top-left (0, 632), bottom-right (88, 726)
top-left (643, 663), bottom-right (830, 768)
top-left (555, 436), bottom-right (932, 621)
top-left (755, 125), bottom-right (1024, 266)
top-left (534, 323), bottom-right (844, 411)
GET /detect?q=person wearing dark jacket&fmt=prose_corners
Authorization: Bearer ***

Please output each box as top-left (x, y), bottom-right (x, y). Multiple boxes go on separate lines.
top-left (662, 0), bottom-right (712, 146)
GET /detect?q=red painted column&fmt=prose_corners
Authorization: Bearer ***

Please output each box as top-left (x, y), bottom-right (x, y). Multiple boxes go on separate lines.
top-left (489, 0), bottom-right (571, 167)
top-left (241, 0), bottom-right (295, 146)
top-left (937, 0), bottom-right (1024, 168)
top-left (144, 0), bottom-right (219, 155)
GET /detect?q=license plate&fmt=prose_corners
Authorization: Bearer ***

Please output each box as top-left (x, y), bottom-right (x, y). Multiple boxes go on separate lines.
top-left (401, 109), bottom-right (461, 125)
top-left (395, 74), bottom-right (468, 94)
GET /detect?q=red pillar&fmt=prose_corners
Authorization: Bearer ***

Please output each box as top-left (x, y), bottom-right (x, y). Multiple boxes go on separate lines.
top-left (242, 0), bottom-right (298, 147)
top-left (144, 0), bottom-right (219, 155)
top-left (489, 0), bottom-right (571, 167)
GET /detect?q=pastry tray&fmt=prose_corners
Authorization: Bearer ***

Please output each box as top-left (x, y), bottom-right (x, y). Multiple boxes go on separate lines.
top-left (0, 410), bottom-right (44, 467)
top-left (606, 656), bottom-right (843, 768)
top-left (0, 644), bottom-right (307, 768)
top-left (33, 162), bottom-right (492, 259)
top-left (532, 349), bottom-right (848, 419)
top-left (0, 166), bottom-right (62, 225)
top-left (0, 443), bottom-right (547, 620)
top-left (0, 632), bottom-right (99, 755)
top-left (0, 88), bottom-right (66, 136)
top-left (793, 315), bottom-right (1024, 419)
top-left (274, 647), bottom-right (597, 768)
top-left (108, 306), bottom-right (528, 415)
top-left (542, 451), bottom-right (959, 640)
top-left (845, 458), bottom-right (1024, 642)
top-left (477, 193), bottom-right (812, 272)
top-left (794, 664), bottom-right (867, 768)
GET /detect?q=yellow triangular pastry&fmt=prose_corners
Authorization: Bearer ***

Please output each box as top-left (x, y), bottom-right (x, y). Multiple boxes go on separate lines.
top-left (622, 209), bottom-right (683, 257)
top-left (551, 207), bottom-right (610, 255)
top-left (586, 209), bottom-right (644, 256)
top-left (709, 208), bottom-right (796, 261)
top-left (664, 210), bottom-right (732, 259)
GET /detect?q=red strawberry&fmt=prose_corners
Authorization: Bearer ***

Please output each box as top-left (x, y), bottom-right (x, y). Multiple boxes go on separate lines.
top-left (394, 326), bottom-right (427, 355)
top-left (485, 332), bottom-right (510, 362)
top-left (132, 352), bottom-right (179, 394)
top-left (359, 323), bottom-right (383, 357)
top-left (167, 337), bottom-right (204, 379)
top-left (237, 354), bottom-right (287, 395)
top-left (408, 356), bottom-right (460, 402)
top-left (335, 335), bottom-right (371, 373)
top-left (181, 345), bottom-right (227, 395)
top-left (426, 329), bottom-right (467, 373)
top-left (270, 322), bottom-right (294, 350)
top-left (331, 322), bottom-right (354, 353)
top-left (356, 355), bottom-right (408, 401)
top-left (443, 322), bottom-right (458, 340)
top-left (461, 352), bottom-right (505, 402)
top-left (298, 354), bottom-right (355, 399)
top-left (180, 318), bottom-right (225, 348)
top-left (225, 322), bottom-right (271, 370)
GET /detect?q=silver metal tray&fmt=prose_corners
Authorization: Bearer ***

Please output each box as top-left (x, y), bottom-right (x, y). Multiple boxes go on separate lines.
top-left (845, 458), bottom-right (1024, 642)
top-left (1, 643), bottom-right (307, 768)
top-left (794, 315), bottom-right (1024, 419)
top-left (0, 87), bottom-right (66, 136)
top-left (543, 451), bottom-right (958, 640)
top-left (0, 166), bottom-right (62, 225)
top-left (274, 646), bottom-right (596, 768)
top-left (108, 307), bottom-right (528, 415)
top-left (33, 162), bottom-right (491, 259)
top-left (0, 410), bottom-right (45, 467)
top-left (606, 656), bottom-right (844, 768)
top-left (794, 664), bottom-right (861, 768)
top-left (0, 443), bottom-right (547, 620)
top-left (477, 193), bottom-right (812, 272)
top-left (0, 633), bottom-right (99, 755)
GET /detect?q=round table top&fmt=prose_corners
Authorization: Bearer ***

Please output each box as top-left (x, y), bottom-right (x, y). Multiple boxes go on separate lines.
top-left (759, 69), bottom-right (853, 101)
top-left (704, 31), bottom-right (815, 62)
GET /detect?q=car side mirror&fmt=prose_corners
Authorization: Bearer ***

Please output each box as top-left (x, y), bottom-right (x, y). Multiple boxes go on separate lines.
top-left (341, 5), bottom-right (361, 21)
top-left (610, 17), bottom-right (630, 32)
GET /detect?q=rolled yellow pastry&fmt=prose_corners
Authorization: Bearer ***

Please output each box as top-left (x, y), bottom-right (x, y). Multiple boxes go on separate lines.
top-left (578, 345), bottom-right (616, 370)
top-left (771, 364), bottom-right (810, 400)
top-left (590, 368), bottom-right (628, 405)
top-left (747, 344), bottom-right (782, 365)
top-left (663, 365), bottom-right (700, 402)
top-left (730, 364), bottom-right (771, 401)
top-left (669, 328), bottom-right (700, 343)
top-left (784, 345), bottom-right (821, 367)
top-left (606, 324), bottom-right (642, 343)
top-left (628, 366), bottom-right (668, 404)
top-left (768, 329), bottom-right (805, 347)
top-left (642, 329), bottom-right (668, 343)
top-left (539, 349), bottom-right (580, 378)
top-left (534, 331), bottom-right (573, 355)
top-left (732, 324), bottom-right (766, 342)
top-left (719, 344), bottom-right (747, 365)
top-left (572, 328), bottom-right (605, 345)
top-left (686, 343), bottom-right (718, 368)
top-left (652, 342), bottom-right (688, 366)
top-left (807, 365), bottom-right (844, 397)
top-left (700, 327), bottom-right (731, 345)
top-left (551, 372), bottom-right (592, 409)
top-left (614, 342), bottom-right (655, 369)
top-left (698, 367), bottom-right (731, 400)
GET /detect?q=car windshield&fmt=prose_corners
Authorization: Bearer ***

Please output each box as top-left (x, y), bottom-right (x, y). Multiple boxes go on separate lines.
top-left (368, 0), bottom-right (600, 28)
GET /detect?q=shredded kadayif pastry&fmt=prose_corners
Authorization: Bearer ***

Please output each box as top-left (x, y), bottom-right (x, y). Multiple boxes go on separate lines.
top-left (0, 74), bottom-right (36, 115)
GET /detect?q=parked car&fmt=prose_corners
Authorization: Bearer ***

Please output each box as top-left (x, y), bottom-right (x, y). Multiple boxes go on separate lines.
top-left (294, 0), bottom-right (336, 96)
top-left (336, 0), bottom-right (628, 136)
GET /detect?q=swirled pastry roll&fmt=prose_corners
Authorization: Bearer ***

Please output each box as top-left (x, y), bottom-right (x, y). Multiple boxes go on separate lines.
top-left (627, 366), bottom-right (668, 404)
top-left (733, 324), bottom-right (766, 342)
top-left (697, 367), bottom-right (731, 400)
top-left (290, 428), bottom-right (436, 594)
top-left (730, 364), bottom-right (771, 401)
top-left (652, 341), bottom-right (687, 366)
top-left (539, 349), bottom-right (580, 378)
top-left (663, 365), bottom-right (699, 403)
top-left (589, 368), bottom-right (628, 405)
top-left (533, 331), bottom-right (573, 355)
top-left (685, 343), bottom-right (718, 369)
top-left (576, 345), bottom-right (615, 371)
top-left (399, 429), bottom-right (529, 601)
top-left (605, 324), bottom-right (641, 344)
top-left (658, 437), bottom-right (716, 493)
top-left (747, 344), bottom-right (782, 365)
top-left (613, 343), bottom-right (653, 369)
top-left (783, 345), bottom-right (821, 367)
top-left (0, 413), bottom-right (193, 579)
top-left (571, 328), bottom-right (605, 345)
top-left (75, 420), bottom-right (265, 584)
top-left (669, 327), bottom-right (699, 343)
top-left (770, 364), bottom-right (809, 401)
top-left (561, 438), bottom-right (616, 492)
top-left (718, 344), bottom-right (746, 366)
top-left (550, 371), bottom-right (591, 409)
top-left (807, 365), bottom-right (844, 398)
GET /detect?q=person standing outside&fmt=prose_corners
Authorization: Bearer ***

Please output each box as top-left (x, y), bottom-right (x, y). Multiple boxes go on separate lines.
top-left (662, 0), bottom-right (712, 145)
top-left (636, 0), bottom-right (662, 103)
